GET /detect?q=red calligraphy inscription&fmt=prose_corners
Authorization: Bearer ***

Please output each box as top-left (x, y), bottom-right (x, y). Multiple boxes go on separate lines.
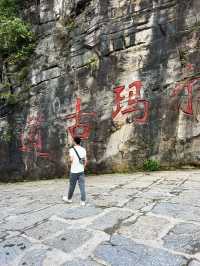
top-left (19, 114), bottom-right (49, 158)
top-left (112, 81), bottom-right (149, 123)
top-left (65, 98), bottom-right (96, 139)
top-left (172, 78), bottom-right (200, 116)
top-left (186, 64), bottom-right (194, 71)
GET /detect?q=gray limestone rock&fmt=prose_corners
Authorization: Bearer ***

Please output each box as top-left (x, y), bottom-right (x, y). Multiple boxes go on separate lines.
top-left (42, 229), bottom-right (92, 253)
top-left (24, 220), bottom-right (69, 241)
top-left (17, 247), bottom-right (48, 266)
top-left (59, 206), bottom-right (102, 220)
top-left (90, 208), bottom-right (134, 233)
top-left (152, 202), bottom-right (200, 222)
top-left (125, 197), bottom-right (153, 211)
top-left (118, 214), bottom-right (171, 241)
top-left (163, 223), bottom-right (200, 254)
top-left (62, 258), bottom-right (102, 266)
top-left (92, 188), bottom-right (134, 208)
top-left (1, 0), bottom-right (200, 180)
top-left (189, 261), bottom-right (200, 266)
top-left (94, 234), bottom-right (187, 266)
top-left (0, 203), bottom-right (71, 231)
top-left (0, 236), bottom-right (32, 266)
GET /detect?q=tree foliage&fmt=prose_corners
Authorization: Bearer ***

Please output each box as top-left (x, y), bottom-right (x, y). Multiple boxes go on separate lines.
top-left (0, 0), bottom-right (35, 62)
top-left (0, 0), bottom-right (18, 17)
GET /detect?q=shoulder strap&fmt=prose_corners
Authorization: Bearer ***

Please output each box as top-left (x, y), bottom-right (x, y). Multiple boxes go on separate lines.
top-left (72, 146), bottom-right (81, 161)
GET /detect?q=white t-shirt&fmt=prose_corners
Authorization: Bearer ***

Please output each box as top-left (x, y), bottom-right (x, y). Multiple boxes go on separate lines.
top-left (69, 145), bottom-right (87, 173)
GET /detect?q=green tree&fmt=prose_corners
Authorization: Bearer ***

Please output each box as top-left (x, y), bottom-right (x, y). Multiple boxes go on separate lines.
top-left (0, 0), bottom-right (18, 17)
top-left (0, 0), bottom-right (35, 97)
top-left (0, 16), bottom-right (34, 60)
top-left (0, 0), bottom-right (35, 62)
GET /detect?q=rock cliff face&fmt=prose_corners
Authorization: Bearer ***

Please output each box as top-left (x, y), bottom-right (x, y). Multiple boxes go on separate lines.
top-left (0, 0), bottom-right (200, 181)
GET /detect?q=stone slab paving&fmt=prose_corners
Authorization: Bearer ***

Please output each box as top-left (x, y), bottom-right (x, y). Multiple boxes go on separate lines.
top-left (1, 170), bottom-right (200, 265)
top-left (62, 258), bottom-right (102, 266)
top-left (118, 214), bottom-right (172, 241)
top-left (94, 235), bottom-right (187, 266)
top-left (189, 261), bottom-right (200, 266)
top-left (163, 223), bottom-right (200, 254)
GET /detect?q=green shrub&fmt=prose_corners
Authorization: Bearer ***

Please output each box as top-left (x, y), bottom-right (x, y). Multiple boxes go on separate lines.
top-left (143, 159), bottom-right (160, 172)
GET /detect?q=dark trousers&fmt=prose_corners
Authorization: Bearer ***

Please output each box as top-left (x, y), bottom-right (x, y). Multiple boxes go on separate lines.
top-left (68, 172), bottom-right (86, 201)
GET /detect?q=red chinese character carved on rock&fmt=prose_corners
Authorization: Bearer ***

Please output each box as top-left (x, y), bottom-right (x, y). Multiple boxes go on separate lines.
top-left (19, 115), bottom-right (49, 158)
top-left (112, 86), bottom-right (125, 119)
top-left (171, 78), bottom-right (200, 116)
top-left (112, 81), bottom-right (149, 123)
top-left (65, 98), bottom-right (96, 139)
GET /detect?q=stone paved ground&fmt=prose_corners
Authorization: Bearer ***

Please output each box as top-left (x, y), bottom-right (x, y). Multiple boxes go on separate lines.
top-left (1, 171), bottom-right (200, 266)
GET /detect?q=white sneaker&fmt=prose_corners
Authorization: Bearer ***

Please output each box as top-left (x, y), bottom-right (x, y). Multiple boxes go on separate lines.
top-left (80, 201), bottom-right (86, 206)
top-left (62, 196), bottom-right (72, 203)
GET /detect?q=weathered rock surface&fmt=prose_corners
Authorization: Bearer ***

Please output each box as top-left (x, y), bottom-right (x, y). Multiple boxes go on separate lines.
top-left (163, 223), bottom-right (200, 254)
top-left (189, 261), bottom-right (200, 266)
top-left (118, 214), bottom-right (171, 241)
top-left (1, 170), bottom-right (200, 265)
top-left (94, 235), bottom-right (187, 266)
top-left (0, 0), bottom-right (200, 180)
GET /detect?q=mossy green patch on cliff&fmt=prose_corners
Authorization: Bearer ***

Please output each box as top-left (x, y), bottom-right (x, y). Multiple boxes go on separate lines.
top-left (17, 66), bottom-right (30, 82)
top-left (87, 56), bottom-right (99, 71)
top-left (0, 85), bottom-right (30, 106)
top-left (190, 20), bottom-right (200, 32)
top-left (61, 15), bottom-right (77, 32)
top-left (1, 127), bottom-right (14, 142)
top-left (0, 92), bottom-right (18, 105)
top-left (65, 17), bottom-right (77, 31)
